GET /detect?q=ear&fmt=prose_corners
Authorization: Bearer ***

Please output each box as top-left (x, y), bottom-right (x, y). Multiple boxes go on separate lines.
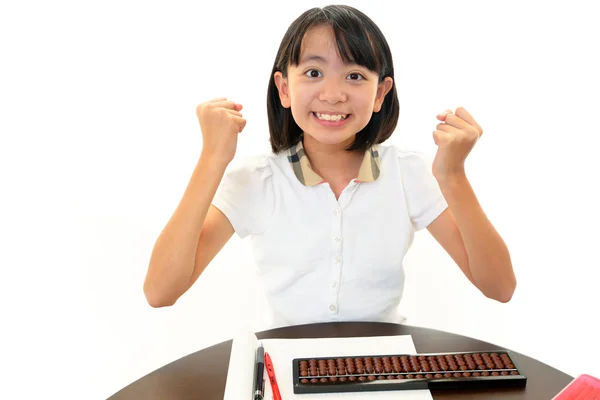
top-left (373, 77), bottom-right (393, 113)
top-left (274, 72), bottom-right (291, 109)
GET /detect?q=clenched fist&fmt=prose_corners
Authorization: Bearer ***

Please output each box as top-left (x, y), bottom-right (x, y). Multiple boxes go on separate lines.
top-left (196, 97), bottom-right (247, 167)
top-left (432, 106), bottom-right (483, 181)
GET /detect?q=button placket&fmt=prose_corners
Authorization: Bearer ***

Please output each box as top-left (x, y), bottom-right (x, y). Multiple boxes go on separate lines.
top-left (330, 203), bottom-right (343, 315)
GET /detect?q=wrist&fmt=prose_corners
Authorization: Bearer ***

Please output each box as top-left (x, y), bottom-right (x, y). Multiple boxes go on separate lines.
top-left (199, 151), bottom-right (231, 171)
top-left (434, 170), bottom-right (468, 187)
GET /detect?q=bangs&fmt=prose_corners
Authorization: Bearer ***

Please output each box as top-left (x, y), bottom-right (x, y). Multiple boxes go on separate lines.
top-left (283, 7), bottom-right (386, 78)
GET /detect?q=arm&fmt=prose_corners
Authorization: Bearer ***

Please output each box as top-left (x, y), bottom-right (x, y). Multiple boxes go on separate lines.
top-left (144, 97), bottom-right (246, 307)
top-left (143, 156), bottom-right (234, 307)
top-left (427, 173), bottom-right (516, 302)
top-left (427, 107), bottom-right (516, 303)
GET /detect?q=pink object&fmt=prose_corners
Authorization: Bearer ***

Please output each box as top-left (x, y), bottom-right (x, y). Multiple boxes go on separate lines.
top-left (552, 374), bottom-right (600, 399)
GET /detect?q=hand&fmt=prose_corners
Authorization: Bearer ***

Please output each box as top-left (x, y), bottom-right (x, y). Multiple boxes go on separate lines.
top-left (432, 106), bottom-right (483, 181)
top-left (196, 97), bottom-right (247, 166)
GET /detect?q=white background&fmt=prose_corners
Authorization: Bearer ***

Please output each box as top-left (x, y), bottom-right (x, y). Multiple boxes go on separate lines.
top-left (1, 0), bottom-right (599, 399)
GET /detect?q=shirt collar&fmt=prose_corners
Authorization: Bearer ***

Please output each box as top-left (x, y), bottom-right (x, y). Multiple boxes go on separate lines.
top-left (287, 140), bottom-right (381, 187)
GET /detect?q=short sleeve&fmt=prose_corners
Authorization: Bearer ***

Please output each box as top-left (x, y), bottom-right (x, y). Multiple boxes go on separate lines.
top-left (212, 156), bottom-right (274, 239)
top-left (397, 149), bottom-right (448, 231)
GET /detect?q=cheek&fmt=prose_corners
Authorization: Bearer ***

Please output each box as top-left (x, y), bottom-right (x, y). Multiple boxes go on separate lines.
top-left (291, 88), bottom-right (314, 110)
top-left (356, 93), bottom-right (376, 113)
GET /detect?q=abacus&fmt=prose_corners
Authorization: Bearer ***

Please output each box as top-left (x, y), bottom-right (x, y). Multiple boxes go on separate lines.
top-left (292, 350), bottom-right (526, 394)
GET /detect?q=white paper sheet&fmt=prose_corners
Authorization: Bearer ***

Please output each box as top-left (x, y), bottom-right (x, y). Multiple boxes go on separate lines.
top-left (224, 331), bottom-right (434, 400)
top-left (223, 329), bottom-right (258, 400)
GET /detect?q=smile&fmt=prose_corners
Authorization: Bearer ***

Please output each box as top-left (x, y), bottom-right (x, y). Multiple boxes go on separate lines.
top-left (312, 112), bottom-right (351, 127)
top-left (313, 112), bottom-right (349, 121)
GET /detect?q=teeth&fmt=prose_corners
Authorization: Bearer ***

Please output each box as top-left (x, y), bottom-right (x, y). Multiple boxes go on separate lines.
top-left (315, 112), bottom-right (347, 121)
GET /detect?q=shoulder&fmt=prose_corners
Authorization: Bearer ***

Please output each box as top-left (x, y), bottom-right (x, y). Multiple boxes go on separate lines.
top-left (377, 143), bottom-right (433, 169)
top-left (377, 143), bottom-right (440, 198)
top-left (223, 151), bottom-right (277, 181)
top-left (214, 152), bottom-right (277, 217)
top-left (213, 151), bottom-right (282, 237)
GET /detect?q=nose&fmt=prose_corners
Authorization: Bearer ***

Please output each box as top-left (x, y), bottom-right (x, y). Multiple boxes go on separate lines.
top-left (318, 78), bottom-right (347, 104)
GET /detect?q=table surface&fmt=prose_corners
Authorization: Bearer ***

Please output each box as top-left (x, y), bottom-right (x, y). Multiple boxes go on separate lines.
top-left (109, 322), bottom-right (574, 399)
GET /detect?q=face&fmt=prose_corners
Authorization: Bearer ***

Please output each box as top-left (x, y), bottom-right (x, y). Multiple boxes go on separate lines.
top-left (274, 24), bottom-right (393, 149)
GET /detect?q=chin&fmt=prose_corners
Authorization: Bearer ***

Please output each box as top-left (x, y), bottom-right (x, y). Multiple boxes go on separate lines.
top-left (304, 133), bottom-right (356, 147)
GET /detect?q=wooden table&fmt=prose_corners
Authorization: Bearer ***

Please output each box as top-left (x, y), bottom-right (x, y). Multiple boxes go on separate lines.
top-left (109, 322), bottom-right (574, 399)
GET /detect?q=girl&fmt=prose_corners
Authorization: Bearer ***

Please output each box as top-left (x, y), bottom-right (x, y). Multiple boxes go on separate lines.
top-left (143, 5), bottom-right (516, 328)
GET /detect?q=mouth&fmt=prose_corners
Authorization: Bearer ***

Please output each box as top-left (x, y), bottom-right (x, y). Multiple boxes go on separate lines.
top-left (312, 112), bottom-right (352, 127)
top-left (312, 112), bottom-right (350, 122)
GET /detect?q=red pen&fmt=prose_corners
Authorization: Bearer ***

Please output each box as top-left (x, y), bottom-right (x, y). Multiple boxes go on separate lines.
top-left (264, 352), bottom-right (282, 400)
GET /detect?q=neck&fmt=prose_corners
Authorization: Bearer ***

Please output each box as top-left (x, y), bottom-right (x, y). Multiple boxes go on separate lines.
top-left (302, 134), bottom-right (365, 182)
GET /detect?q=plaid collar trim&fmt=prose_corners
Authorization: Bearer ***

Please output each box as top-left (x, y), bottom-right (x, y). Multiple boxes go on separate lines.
top-left (287, 140), bottom-right (381, 187)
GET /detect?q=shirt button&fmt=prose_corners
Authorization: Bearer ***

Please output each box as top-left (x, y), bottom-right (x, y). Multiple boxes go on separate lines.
top-left (334, 236), bottom-right (341, 243)
top-left (329, 305), bottom-right (337, 311)
top-left (334, 256), bottom-right (342, 264)
top-left (333, 208), bottom-right (340, 216)
top-left (332, 281), bottom-right (338, 288)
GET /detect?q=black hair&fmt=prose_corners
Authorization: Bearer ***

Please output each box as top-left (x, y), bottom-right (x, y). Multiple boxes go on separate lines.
top-left (266, 5), bottom-right (399, 153)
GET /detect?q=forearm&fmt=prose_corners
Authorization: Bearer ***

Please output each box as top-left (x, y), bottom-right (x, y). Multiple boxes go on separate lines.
top-left (437, 172), bottom-right (516, 302)
top-left (144, 155), bottom-right (227, 306)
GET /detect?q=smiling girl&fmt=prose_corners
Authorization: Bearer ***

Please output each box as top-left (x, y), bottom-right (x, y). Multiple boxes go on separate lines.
top-left (143, 5), bottom-right (516, 328)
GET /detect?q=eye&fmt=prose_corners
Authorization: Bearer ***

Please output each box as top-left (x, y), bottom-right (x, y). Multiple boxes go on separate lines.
top-left (304, 69), bottom-right (322, 78)
top-left (347, 72), bottom-right (365, 81)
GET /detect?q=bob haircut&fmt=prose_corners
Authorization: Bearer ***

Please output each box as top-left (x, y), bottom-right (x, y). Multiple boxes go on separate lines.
top-left (267, 5), bottom-right (400, 153)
